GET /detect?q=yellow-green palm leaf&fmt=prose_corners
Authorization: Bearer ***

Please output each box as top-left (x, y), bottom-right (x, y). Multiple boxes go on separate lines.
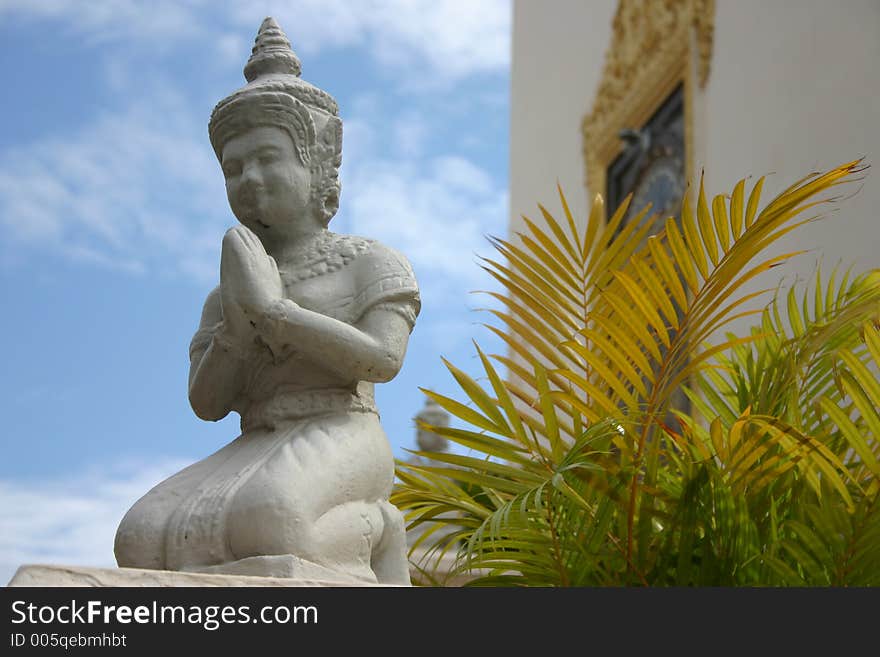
top-left (394, 161), bottom-right (878, 586)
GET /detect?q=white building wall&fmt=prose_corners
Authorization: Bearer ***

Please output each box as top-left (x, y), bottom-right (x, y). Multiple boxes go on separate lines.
top-left (703, 0), bottom-right (880, 335)
top-left (511, 0), bottom-right (880, 337)
top-left (509, 0), bottom-right (617, 234)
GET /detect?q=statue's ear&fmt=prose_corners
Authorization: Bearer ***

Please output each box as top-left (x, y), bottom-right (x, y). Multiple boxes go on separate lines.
top-left (321, 182), bottom-right (340, 224)
top-left (319, 115), bottom-right (342, 169)
top-left (311, 113), bottom-right (342, 225)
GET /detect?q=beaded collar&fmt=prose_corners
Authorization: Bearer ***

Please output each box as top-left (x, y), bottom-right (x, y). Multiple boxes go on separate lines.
top-left (277, 230), bottom-right (372, 283)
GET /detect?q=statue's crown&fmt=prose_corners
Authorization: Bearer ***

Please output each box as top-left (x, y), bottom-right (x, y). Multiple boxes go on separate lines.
top-left (208, 17), bottom-right (339, 161)
top-left (243, 17), bottom-right (302, 81)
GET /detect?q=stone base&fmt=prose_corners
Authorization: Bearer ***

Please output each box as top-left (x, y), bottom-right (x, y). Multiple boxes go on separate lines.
top-left (181, 554), bottom-right (369, 582)
top-left (7, 564), bottom-right (387, 587)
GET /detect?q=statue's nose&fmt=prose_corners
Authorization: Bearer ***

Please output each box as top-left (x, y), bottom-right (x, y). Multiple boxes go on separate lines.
top-left (240, 161), bottom-right (263, 188)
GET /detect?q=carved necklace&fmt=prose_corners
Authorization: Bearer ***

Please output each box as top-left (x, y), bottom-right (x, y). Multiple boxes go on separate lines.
top-left (277, 230), bottom-right (372, 283)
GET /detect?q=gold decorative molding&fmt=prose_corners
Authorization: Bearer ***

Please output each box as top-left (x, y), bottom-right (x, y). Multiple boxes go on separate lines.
top-left (582, 0), bottom-right (715, 202)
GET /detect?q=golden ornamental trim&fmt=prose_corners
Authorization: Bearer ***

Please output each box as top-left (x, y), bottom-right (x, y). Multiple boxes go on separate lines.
top-left (582, 0), bottom-right (715, 200)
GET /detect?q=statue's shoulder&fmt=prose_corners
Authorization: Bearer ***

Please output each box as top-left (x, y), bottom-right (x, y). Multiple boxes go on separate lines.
top-left (343, 235), bottom-right (420, 326)
top-left (317, 231), bottom-right (416, 283)
top-left (279, 232), bottom-right (420, 325)
top-left (281, 231), bottom-right (417, 284)
top-left (324, 232), bottom-right (373, 267)
top-left (348, 236), bottom-right (417, 283)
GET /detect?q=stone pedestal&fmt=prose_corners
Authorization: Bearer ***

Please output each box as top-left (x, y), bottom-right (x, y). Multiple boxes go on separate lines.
top-left (7, 564), bottom-right (388, 587)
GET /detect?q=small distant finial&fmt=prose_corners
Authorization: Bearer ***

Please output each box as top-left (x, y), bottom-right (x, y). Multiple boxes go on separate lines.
top-left (243, 17), bottom-right (302, 82)
top-left (415, 398), bottom-right (450, 453)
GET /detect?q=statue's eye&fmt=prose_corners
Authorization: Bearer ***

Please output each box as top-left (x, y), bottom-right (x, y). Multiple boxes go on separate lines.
top-left (223, 162), bottom-right (241, 177)
top-left (258, 152), bottom-right (279, 165)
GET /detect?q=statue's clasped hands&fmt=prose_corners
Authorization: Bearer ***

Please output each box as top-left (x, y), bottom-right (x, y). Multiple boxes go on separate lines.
top-left (220, 225), bottom-right (289, 345)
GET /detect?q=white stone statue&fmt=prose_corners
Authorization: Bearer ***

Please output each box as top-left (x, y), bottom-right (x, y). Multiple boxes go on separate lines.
top-left (114, 17), bottom-right (419, 586)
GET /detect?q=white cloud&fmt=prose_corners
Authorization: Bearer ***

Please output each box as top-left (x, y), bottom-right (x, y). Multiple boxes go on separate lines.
top-left (0, 0), bottom-right (204, 47)
top-left (0, 3), bottom-right (510, 283)
top-left (391, 112), bottom-right (429, 159)
top-left (262, 0), bottom-right (510, 86)
top-left (433, 155), bottom-right (495, 195)
top-left (0, 459), bottom-right (190, 585)
top-left (342, 154), bottom-right (508, 289)
top-left (0, 95), bottom-right (230, 283)
top-left (0, 90), bottom-right (506, 291)
top-left (226, 1), bottom-right (512, 85)
top-left (359, 0), bottom-right (510, 82)
top-left (0, 0), bottom-right (510, 85)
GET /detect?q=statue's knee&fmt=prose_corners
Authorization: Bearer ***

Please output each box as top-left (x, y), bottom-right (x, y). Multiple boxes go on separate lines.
top-left (377, 500), bottom-right (406, 542)
top-left (228, 510), bottom-right (314, 561)
top-left (314, 501), bottom-right (383, 548)
top-left (114, 502), bottom-right (165, 570)
top-left (371, 500), bottom-right (410, 585)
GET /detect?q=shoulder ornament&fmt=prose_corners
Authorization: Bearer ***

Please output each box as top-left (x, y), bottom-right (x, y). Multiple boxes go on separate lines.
top-left (278, 231), bottom-right (373, 284)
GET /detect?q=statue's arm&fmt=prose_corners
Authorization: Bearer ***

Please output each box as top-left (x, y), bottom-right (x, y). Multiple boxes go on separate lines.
top-left (187, 286), bottom-right (246, 421)
top-left (258, 301), bottom-right (411, 383)
top-left (254, 244), bottom-right (419, 383)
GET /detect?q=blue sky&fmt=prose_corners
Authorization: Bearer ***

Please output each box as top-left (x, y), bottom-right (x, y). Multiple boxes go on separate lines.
top-left (0, 0), bottom-right (510, 582)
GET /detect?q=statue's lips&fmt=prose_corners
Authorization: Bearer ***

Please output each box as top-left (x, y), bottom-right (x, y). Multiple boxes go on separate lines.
top-left (238, 190), bottom-right (272, 227)
top-left (238, 202), bottom-right (272, 230)
top-left (242, 212), bottom-right (271, 231)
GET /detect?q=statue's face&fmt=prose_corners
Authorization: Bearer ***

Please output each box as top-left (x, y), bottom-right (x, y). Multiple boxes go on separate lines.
top-left (221, 125), bottom-right (313, 238)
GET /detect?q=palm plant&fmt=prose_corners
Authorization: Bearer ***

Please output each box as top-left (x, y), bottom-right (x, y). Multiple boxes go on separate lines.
top-left (393, 160), bottom-right (880, 586)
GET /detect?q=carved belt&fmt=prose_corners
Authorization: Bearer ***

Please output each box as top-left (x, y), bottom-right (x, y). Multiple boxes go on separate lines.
top-left (240, 385), bottom-right (376, 432)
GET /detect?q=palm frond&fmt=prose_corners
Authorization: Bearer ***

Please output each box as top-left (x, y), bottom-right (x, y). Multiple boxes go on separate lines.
top-left (691, 265), bottom-right (880, 431)
top-left (393, 162), bottom-right (878, 586)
